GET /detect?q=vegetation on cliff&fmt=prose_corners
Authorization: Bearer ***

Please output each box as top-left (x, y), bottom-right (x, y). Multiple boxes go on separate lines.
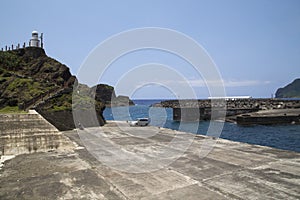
top-left (0, 47), bottom-right (133, 130)
top-left (0, 48), bottom-right (74, 111)
top-left (275, 78), bottom-right (300, 98)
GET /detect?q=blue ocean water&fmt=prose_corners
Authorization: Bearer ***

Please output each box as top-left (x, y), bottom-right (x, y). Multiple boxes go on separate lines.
top-left (103, 99), bottom-right (300, 152)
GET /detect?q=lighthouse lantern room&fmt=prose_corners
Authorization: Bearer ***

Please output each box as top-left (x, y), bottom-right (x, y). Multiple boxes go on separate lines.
top-left (29, 31), bottom-right (40, 47)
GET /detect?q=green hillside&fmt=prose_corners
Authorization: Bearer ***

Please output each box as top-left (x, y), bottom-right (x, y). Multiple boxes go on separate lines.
top-left (0, 48), bottom-right (110, 129)
top-left (275, 79), bottom-right (300, 98)
top-left (0, 47), bottom-right (74, 112)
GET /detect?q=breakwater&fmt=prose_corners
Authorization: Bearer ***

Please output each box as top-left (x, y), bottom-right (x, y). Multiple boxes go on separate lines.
top-left (153, 98), bottom-right (300, 124)
top-left (237, 108), bottom-right (300, 125)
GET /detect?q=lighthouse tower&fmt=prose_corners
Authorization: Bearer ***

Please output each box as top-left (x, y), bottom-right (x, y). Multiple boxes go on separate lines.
top-left (29, 31), bottom-right (40, 47)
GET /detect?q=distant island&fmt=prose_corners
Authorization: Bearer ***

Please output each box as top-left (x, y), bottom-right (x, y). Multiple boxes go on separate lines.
top-left (0, 47), bottom-right (133, 130)
top-left (275, 78), bottom-right (300, 98)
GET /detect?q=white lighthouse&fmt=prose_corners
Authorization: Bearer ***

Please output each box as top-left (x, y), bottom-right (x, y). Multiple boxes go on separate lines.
top-left (29, 31), bottom-right (40, 47)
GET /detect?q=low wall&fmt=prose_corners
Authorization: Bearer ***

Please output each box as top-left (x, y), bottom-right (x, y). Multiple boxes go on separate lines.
top-left (36, 109), bottom-right (105, 131)
top-left (0, 111), bottom-right (74, 156)
top-left (237, 115), bottom-right (300, 125)
top-left (173, 107), bottom-right (260, 121)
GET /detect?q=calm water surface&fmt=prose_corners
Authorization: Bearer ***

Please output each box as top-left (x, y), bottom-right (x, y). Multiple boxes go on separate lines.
top-left (103, 100), bottom-right (300, 152)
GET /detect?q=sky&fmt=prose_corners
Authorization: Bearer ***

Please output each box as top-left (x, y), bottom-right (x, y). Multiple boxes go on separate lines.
top-left (1, 0), bottom-right (300, 99)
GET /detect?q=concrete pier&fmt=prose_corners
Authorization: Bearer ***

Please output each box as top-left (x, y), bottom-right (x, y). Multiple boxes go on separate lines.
top-left (237, 108), bottom-right (300, 125)
top-left (1, 121), bottom-right (299, 199)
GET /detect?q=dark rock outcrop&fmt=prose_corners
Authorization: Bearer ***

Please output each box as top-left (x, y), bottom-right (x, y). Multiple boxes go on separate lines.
top-left (92, 84), bottom-right (134, 106)
top-left (92, 84), bottom-right (116, 103)
top-left (275, 78), bottom-right (300, 98)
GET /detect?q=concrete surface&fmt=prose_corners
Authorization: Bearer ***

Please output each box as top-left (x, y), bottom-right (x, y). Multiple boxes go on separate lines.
top-left (1, 121), bottom-right (299, 199)
top-left (245, 108), bottom-right (300, 116)
top-left (0, 110), bottom-right (74, 156)
top-left (236, 108), bottom-right (300, 125)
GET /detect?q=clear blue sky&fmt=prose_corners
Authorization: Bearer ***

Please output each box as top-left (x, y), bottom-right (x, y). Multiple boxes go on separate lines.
top-left (1, 0), bottom-right (299, 98)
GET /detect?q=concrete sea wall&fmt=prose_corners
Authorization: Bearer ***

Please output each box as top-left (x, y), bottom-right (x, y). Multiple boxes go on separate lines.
top-left (0, 110), bottom-right (73, 156)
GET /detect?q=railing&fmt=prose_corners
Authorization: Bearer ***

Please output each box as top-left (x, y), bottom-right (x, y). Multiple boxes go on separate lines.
top-left (1, 42), bottom-right (27, 51)
top-left (1, 41), bottom-right (43, 51)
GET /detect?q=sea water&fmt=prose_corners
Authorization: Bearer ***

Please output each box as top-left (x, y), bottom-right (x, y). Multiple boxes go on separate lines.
top-left (103, 99), bottom-right (300, 152)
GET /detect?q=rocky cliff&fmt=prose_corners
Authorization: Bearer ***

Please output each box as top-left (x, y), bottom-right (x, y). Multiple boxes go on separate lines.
top-left (0, 47), bottom-right (133, 130)
top-left (0, 47), bottom-right (74, 110)
top-left (92, 84), bottom-right (134, 106)
top-left (275, 78), bottom-right (300, 98)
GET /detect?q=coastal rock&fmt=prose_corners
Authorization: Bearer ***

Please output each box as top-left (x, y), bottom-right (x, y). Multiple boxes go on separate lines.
top-left (275, 78), bottom-right (300, 98)
top-left (92, 84), bottom-right (134, 107)
top-left (0, 47), bottom-right (134, 130)
top-left (110, 95), bottom-right (135, 107)
top-left (92, 84), bottom-right (116, 103)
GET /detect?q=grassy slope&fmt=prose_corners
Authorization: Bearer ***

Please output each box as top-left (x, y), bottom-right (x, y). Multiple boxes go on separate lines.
top-left (0, 49), bottom-right (65, 112)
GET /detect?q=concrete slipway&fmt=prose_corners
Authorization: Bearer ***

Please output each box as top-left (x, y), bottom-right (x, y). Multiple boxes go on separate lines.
top-left (0, 121), bottom-right (299, 199)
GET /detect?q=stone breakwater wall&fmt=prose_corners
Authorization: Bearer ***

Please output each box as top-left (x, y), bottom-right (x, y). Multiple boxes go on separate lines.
top-left (0, 111), bottom-right (74, 156)
top-left (155, 98), bottom-right (300, 110)
top-left (154, 99), bottom-right (300, 122)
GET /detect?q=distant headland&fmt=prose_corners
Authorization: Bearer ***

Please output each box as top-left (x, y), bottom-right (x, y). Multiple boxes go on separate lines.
top-left (275, 78), bottom-right (300, 98)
